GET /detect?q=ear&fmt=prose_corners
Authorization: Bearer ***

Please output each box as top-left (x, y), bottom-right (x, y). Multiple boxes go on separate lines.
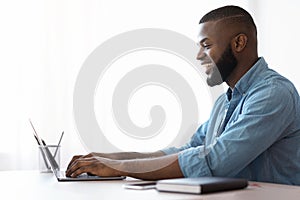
top-left (232, 33), bottom-right (248, 53)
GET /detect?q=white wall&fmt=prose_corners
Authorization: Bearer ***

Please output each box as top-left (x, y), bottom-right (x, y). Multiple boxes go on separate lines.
top-left (255, 0), bottom-right (300, 91)
top-left (0, 0), bottom-right (298, 170)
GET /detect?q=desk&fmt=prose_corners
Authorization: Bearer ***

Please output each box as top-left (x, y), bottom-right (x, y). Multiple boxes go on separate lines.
top-left (1, 171), bottom-right (299, 200)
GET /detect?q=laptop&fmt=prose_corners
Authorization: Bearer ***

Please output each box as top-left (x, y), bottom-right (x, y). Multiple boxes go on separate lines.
top-left (29, 120), bottom-right (126, 182)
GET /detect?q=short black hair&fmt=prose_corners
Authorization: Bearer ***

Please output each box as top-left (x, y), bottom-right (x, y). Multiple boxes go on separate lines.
top-left (199, 5), bottom-right (256, 32)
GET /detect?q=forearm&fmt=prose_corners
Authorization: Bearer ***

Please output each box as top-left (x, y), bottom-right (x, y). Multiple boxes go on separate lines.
top-left (93, 151), bottom-right (166, 160)
top-left (118, 153), bottom-right (184, 180)
top-left (66, 152), bottom-right (183, 179)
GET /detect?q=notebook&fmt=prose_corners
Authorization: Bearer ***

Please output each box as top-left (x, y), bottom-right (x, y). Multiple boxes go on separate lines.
top-left (30, 120), bottom-right (126, 181)
top-left (156, 177), bottom-right (248, 194)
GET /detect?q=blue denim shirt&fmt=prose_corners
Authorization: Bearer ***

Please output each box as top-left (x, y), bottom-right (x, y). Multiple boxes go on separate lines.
top-left (162, 57), bottom-right (300, 185)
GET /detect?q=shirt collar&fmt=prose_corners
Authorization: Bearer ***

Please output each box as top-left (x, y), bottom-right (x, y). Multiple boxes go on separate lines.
top-left (234, 57), bottom-right (268, 95)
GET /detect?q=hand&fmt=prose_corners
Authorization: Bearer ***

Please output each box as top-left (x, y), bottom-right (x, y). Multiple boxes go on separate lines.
top-left (66, 152), bottom-right (107, 170)
top-left (65, 155), bottom-right (122, 178)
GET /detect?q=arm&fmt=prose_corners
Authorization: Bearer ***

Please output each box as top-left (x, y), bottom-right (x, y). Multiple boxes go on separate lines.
top-left (67, 151), bottom-right (165, 170)
top-left (65, 121), bottom-right (209, 179)
top-left (71, 151), bottom-right (166, 161)
top-left (65, 153), bottom-right (184, 180)
top-left (66, 121), bottom-right (209, 175)
top-left (89, 151), bottom-right (165, 160)
top-left (67, 120), bottom-right (209, 170)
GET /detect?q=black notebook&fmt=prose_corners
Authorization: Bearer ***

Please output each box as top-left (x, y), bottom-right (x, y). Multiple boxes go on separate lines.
top-left (156, 177), bottom-right (248, 194)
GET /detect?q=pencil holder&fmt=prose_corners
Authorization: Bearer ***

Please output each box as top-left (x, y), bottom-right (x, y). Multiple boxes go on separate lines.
top-left (38, 145), bottom-right (61, 173)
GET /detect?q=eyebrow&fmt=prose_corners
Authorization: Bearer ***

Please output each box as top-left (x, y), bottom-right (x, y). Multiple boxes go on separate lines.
top-left (197, 37), bottom-right (209, 45)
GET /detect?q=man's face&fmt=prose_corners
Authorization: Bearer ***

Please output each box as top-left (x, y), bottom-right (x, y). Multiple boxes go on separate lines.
top-left (197, 21), bottom-right (238, 86)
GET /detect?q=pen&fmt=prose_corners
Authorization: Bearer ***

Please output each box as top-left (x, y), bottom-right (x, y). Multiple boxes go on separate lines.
top-left (53, 131), bottom-right (64, 158)
top-left (29, 119), bottom-right (50, 169)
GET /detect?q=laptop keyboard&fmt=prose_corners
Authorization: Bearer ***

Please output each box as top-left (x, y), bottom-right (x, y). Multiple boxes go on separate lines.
top-left (56, 171), bottom-right (95, 178)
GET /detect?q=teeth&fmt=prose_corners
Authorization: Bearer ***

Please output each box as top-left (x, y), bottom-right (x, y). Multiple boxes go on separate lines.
top-left (202, 63), bottom-right (213, 68)
top-left (201, 63), bottom-right (214, 75)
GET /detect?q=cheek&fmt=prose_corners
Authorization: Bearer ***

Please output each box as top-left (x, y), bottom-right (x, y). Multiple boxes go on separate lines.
top-left (210, 46), bottom-right (226, 64)
top-left (206, 49), bottom-right (218, 64)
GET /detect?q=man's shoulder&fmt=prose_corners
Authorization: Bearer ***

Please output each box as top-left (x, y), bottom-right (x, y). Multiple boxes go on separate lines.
top-left (250, 66), bottom-right (297, 96)
top-left (245, 67), bottom-right (300, 117)
top-left (243, 57), bottom-right (297, 94)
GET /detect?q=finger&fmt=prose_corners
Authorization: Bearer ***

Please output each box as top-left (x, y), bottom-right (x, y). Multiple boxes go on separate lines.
top-left (66, 158), bottom-right (87, 177)
top-left (69, 165), bottom-right (91, 178)
top-left (67, 156), bottom-right (99, 172)
top-left (66, 158), bottom-right (96, 177)
top-left (71, 163), bottom-right (104, 178)
top-left (67, 155), bottom-right (82, 170)
top-left (68, 162), bottom-right (101, 178)
top-left (67, 153), bottom-right (94, 170)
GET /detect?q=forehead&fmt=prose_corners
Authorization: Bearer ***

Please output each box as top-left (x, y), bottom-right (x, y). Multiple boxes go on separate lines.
top-left (197, 20), bottom-right (231, 44)
top-left (197, 21), bottom-right (217, 43)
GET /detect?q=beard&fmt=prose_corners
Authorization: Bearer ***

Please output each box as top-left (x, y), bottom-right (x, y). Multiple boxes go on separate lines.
top-left (207, 44), bottom-right (238, 87)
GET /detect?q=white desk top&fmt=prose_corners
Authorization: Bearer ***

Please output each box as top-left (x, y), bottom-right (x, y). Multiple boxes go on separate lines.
top-left (1, 171), bottom-right (299, 200)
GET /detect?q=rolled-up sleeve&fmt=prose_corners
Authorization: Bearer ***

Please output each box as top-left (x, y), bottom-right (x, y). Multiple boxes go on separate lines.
top-left (161, 121), bottom-right (208, 155)
top-left (178, 146), bottom-right (212, 177)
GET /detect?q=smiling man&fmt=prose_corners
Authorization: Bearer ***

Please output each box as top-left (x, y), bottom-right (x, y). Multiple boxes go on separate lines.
top-left (66, 5), bottom-right (300, 185)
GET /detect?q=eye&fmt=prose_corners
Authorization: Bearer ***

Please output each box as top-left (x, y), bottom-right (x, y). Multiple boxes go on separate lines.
top-left (196, 41), bottom-right (212, 50)
top-left (203, 44), bottom-right (211, 49)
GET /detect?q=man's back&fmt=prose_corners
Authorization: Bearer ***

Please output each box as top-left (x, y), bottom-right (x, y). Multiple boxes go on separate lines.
top-left (228, 58), bottom-right (300, 185)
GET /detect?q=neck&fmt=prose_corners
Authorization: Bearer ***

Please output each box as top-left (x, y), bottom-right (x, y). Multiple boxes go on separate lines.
top-left (226, 56), bottom-right (259, 88)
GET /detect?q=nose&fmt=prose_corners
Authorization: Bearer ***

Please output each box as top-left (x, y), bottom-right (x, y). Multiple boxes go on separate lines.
top-left (196, 47), bottom-right (205, 61)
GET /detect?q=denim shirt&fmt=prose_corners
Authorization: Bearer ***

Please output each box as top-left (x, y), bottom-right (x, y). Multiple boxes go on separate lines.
top-left (162, 57), bottom-right (300, 185)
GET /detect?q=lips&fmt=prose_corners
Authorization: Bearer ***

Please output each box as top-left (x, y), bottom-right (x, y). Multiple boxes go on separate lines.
top-left (201, 63), bottom-right (214, 75)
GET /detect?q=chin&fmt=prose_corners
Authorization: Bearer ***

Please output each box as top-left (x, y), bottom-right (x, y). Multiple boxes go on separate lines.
top-left (206, 77), bottom-right (223, 87)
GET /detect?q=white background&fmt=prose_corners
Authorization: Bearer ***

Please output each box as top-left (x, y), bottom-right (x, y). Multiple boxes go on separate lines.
top-left (0, 0), bottom-right (299, 170)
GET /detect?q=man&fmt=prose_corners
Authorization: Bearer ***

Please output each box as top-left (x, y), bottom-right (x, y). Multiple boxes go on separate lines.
top-left (66, 5), bottom-right (300, 185)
